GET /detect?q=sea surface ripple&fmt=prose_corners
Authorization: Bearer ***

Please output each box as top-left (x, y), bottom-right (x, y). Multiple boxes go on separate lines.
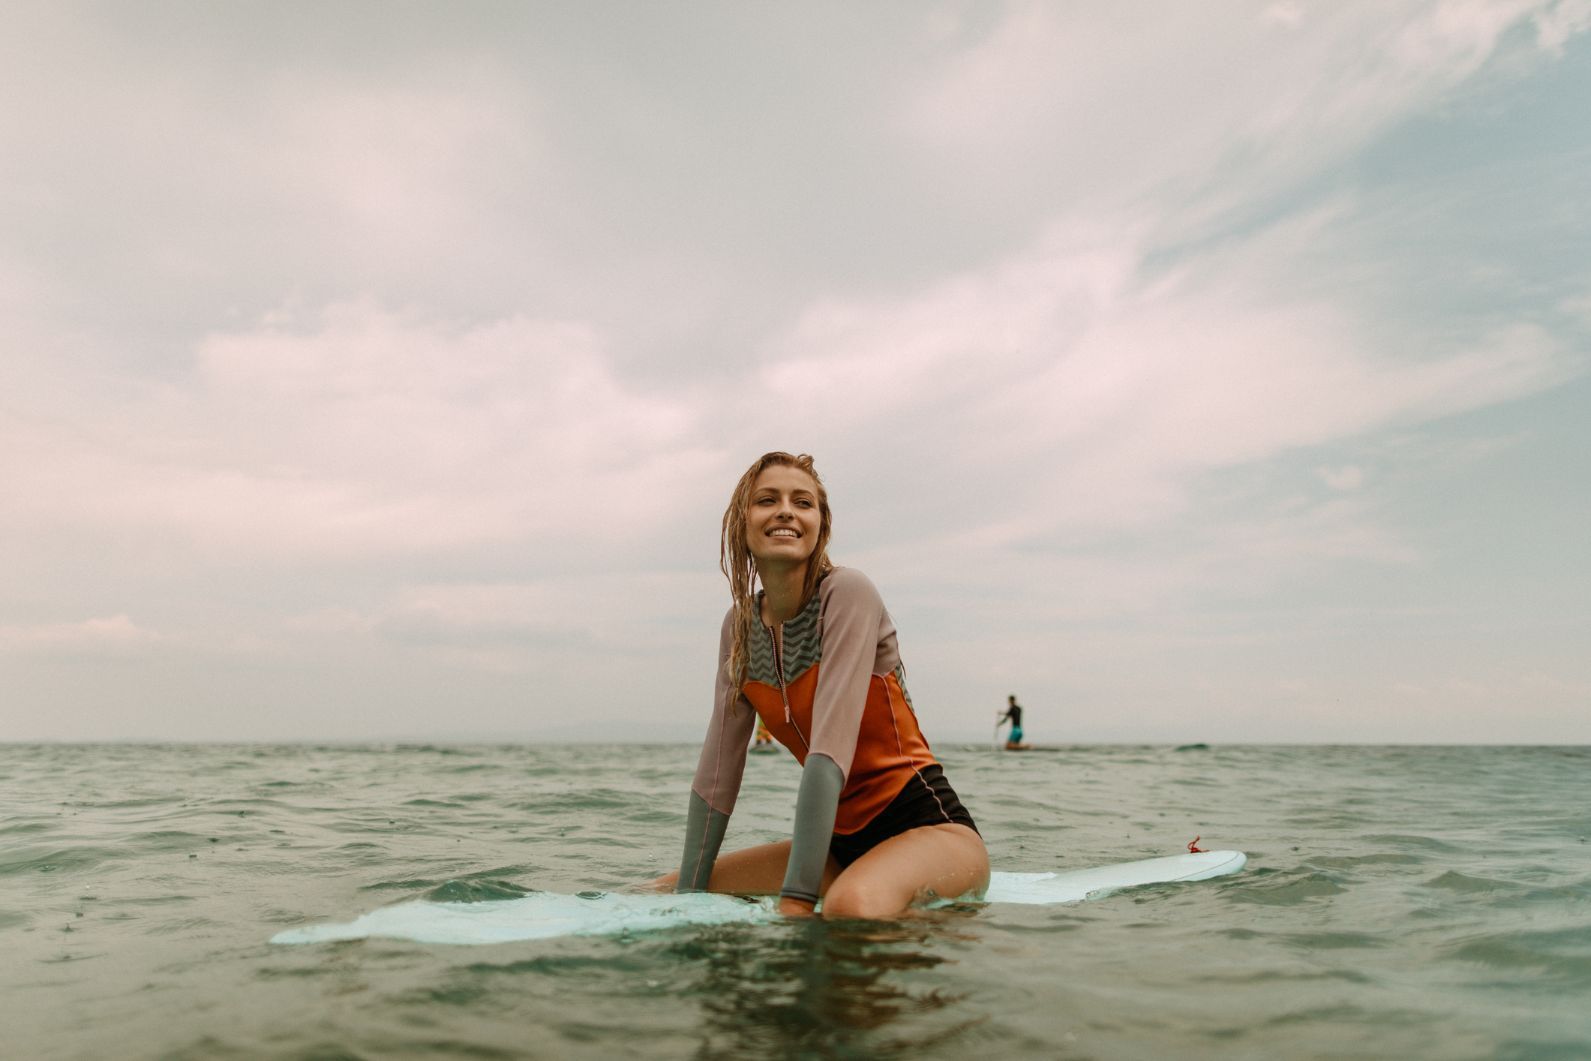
top-left (2, 742), bottom-right (1587, 1059)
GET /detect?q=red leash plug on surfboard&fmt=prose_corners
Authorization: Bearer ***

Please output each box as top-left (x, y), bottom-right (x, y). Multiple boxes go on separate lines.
top-left (1187, 836), bottom-right (1205, 853)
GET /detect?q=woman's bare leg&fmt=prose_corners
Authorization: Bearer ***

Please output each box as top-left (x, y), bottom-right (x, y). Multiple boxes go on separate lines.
top-left (645, 840), bottom-right (842, 895)
top-left (820, 824), bottom-right (989, 919)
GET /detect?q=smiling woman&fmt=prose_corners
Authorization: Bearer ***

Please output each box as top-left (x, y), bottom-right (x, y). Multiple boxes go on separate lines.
top-left (648, 452), bottom-right (989, 918)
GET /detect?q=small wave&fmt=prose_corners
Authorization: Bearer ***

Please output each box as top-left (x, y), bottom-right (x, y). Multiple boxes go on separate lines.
top-left (1495, 1034), bottom-right (1591, 1060)
top-left (81, 796), bottom-right (181, 810)
top-left (0, 846), bottom-right (122, 876)
top-left (360, 877), bottom-right (441, 893)
top-left (149, 916), bottom-right (223, 933)
top-left (1445, 924), bottom-right (1591, 986)
top-left (254, 965), bottom-right (338, 980)
top-left (1423, 871), bottom-right (1531, 896)
top-left (1279, 930), bottom-right (1389, 951)
top-left (127, 830), bottom-right (208, 850)
top-left (390, 984), bottom-right (494, 1009)
top-left (0, 821), bottom-right (54, 837)
top-left (100, 893), bottom-right (198, 908)
top-left (1228, 867), bottom-right (1347, 905)
top-left (462, 954), bottom-right (647, 977)
top-left (1200, 966), bottom-right (1375, 986)
top-left (1517, 879), bottom-right (1591, 905)
top-left (426, 879), bottom-right (534, 903)
top-left (362, 865), bottom-right (540, 894)
top-left (328, 818), bottom-right (407, 834)
top-left (1360, 833), bottom-right (1465, 854)
top-left (1282, 813), bottom-right (1365, 829)
top-left (555, 834), bottom-right (641, 850)
top-left (554, 788), bottom-right (640, 811)
top-left (1306, 853), bottom-right (1423, 869)
top-left (200, 797), bottom-right (294, 810)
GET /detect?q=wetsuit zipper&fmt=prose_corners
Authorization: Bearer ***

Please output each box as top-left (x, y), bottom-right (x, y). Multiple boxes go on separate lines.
top-left (768, 622), bottom-right (809, 752)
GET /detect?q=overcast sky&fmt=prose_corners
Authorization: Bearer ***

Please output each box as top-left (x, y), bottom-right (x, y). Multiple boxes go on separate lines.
top-left (2, 1), bottom-right (1587, 744)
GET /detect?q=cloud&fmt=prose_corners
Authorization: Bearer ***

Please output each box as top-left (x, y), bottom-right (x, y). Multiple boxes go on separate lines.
top-left (2, 301), bottom-right (723, 564)
top-left (901, 1), bottom-right (1573, 231)
top-left (0, 9), bottom-right (582, 339)
top-left (0, 615), bottom-right (162, 655)
top-left (748, 204), bottom-right (1576, 551)
top-left (266, 569), bottom-right (729, 691)
top-left (1319, 465), bottom-right (1366, 491)
top-left (1533, 0), bottom-right (1591, 52)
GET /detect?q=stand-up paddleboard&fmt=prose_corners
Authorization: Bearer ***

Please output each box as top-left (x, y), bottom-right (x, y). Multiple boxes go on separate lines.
top-left (271, 850), bottom-right (1245, 946)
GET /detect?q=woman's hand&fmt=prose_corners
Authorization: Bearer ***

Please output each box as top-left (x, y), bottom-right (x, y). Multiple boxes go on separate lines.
top-left (778, 896), bottom-right (817, 917)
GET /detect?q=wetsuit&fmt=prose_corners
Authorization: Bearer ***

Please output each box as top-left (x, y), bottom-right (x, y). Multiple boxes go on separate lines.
top-left (676, 567), bottom-right (976, 905)
top-left (1000, 702), bottom-right (1024, 744)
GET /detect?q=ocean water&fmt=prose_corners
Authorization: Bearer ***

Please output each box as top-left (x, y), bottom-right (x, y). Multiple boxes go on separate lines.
top-left (2, 742), bottom-right (1587, 1060)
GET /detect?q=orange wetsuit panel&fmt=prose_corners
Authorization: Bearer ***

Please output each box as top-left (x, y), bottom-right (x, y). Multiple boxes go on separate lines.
top-left (741, 665), bottom-right (934, 834)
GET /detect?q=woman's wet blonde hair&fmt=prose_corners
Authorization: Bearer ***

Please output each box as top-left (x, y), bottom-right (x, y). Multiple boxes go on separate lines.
top-left (721, 451), bottom-right (834, 688)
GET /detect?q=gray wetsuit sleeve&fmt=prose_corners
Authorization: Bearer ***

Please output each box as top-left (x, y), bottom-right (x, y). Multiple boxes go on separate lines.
top-left (677, 791), bottom-right (731, 891)
top-left (780, 752), bottom-right (844, 903)
top-left (775, 569), bottom-right (890, 904)
top-left (676, 609), bottom-right (754, 893)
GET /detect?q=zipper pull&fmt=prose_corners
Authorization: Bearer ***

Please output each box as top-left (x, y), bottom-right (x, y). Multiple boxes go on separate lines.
top-left (769, 623), bottom-right (805, 747)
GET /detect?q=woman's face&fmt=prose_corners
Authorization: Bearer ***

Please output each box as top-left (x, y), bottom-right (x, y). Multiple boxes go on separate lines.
top-left (745, 464), bottom-right (822, 569)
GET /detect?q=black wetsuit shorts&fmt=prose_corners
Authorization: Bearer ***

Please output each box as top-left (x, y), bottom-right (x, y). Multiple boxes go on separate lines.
top-left (828, 763), bottom-right (978, 868)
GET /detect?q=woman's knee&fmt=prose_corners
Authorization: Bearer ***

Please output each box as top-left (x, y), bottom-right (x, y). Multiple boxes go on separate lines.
top-left (820, 878), bottom-right (909, 919)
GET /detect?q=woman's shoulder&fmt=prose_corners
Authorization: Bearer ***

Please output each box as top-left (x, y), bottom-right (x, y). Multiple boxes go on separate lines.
top-left (819, 566), bottom-right (883, 604)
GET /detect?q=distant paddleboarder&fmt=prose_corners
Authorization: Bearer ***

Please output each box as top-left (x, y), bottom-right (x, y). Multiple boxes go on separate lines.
top-left (997, 694), bottom-right (1030, 750)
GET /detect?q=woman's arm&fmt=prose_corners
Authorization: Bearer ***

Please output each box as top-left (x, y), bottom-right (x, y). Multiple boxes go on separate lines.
top-left (676, 609), bottom-right (755, 891)
top-left (778, 568), bottom-right (885, 906)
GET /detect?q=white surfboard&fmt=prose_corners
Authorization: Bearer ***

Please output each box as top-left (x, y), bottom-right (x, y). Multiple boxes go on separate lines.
top-left (982, 849), bottom-right (1246, 904)
top-left (271, 850), bottom-right (1244, 946)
